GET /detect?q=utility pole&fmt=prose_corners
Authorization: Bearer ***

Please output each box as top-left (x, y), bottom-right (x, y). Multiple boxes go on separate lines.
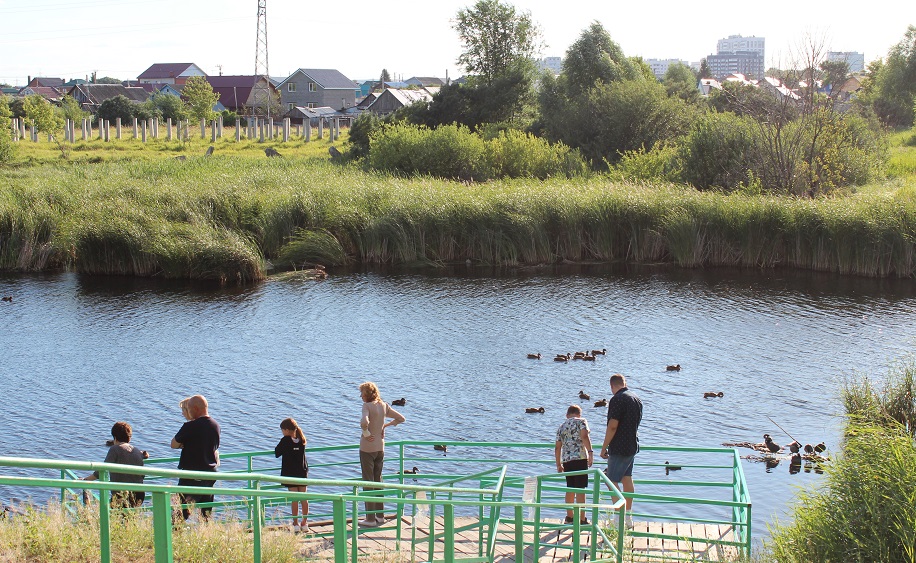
top-left (252, 0), bottom-right (271, 120)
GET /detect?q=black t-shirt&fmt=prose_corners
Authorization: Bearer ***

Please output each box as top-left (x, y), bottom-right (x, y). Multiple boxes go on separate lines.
top-left (274, 436), bottom-right (308, 478)
top-left (175, 416), bottom-right (221, 472)
top-left (606, 387), bottom-right (642, 457)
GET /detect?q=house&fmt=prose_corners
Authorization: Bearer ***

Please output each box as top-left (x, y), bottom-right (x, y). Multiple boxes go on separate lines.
top-left (132, 83), bottom-right (183, 98)
top-left (286, 105), bottom-right (352, 127)
top-left (27, 77), bottom-right (65, 88)
top-left (17, 86), bottom-right (62, 102)
top-left (405, 76), bottom-right (445, 88)
top-left (205, 75), bottom-right (278, 114)
top-left (366, 88), bottom-right (434, 116)
top-left (67, 84), bottom-right (151, 112)
top-left (760, 76), bottom-right (800, 102)
top-left (356, 92), bottom-right (378, 109)
top-left (137, 63), bottom-right (206, 85)
top-left (278, 69), bottom-right (357, 111)
top-left (697, 78), bottom-right (721, 96)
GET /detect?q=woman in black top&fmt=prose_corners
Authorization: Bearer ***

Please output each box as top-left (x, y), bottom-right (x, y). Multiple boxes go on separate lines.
top-left (275, 418), bottom-right (309, 532)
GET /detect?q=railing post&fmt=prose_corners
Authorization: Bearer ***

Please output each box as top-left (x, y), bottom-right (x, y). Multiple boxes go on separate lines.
top-left (247, 455), bottom-right (254, 523)
top-left (427, 492), bottom-right (437, 558)
top-left (331, 496), bottom-right (347, 563)
top-left (571, 506), bottom-right (581, 563)
top-left (444, 503), bottom-right (455, 561)
top-left (514, 504), bottom-right (524, 562)
top-left (99, 470), bottom-right (111, 563)
top-left (617, 504), bottom-right (626, 563)
top-left (152, 491), bottom-right (174, 563)
top-left (350, 490), bottom-right (359, 563)
top-left (251, 481), bottom-right (263, 563)
top-left (745, 503), bottom-right (753, 558)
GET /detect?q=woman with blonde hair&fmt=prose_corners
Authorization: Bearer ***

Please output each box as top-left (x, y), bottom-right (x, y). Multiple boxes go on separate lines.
top-left (357, 381), bottom-right (405, 528)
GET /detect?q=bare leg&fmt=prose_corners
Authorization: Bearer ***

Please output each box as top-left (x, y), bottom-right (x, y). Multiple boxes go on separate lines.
top-left (621, 476), bottom-right (635, 511)
top-left (564, 491), bottom-right (575, 519)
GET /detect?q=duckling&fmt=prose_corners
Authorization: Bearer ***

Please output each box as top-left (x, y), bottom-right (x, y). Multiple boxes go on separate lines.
top-left (391, 397), bottom-right (406, 407)
top-left (433, 444), bottom-right (448, 453)
top-left (664, 461), bottom-right (682, 475)
top-left (594, 398), bottom-right (607, 408)
top-left (582, 355), bottom-right (596, 361)
top-left (403, 466), bottom-right (420, 474)
top-left (1, 296), bottom-right (11, 302)
top-left (764, 434), bottom-right (781, 453)
top-left (788, 441), bottom-right (801, 454)
top-left (527, 353), bottom-right (541, 360)
top-left (813, 442), bottom-right (827, 454)
top-left (579, 390), bottom-right (590, 400)
top-left (554, 354), bottom-right (570, 362)
top-left (703, 392), bottom-right (724, 398)
top-left (803, 443), bottom-right (814, 454)
top-left (666, 364), bottom-right (681, 371)
top-left (591, 349), bottom-right (607, 356)
top-left (525, 407), bottom-right (546, 414)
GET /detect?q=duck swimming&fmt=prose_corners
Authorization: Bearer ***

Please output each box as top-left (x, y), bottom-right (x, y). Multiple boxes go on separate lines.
top-left (403, 466), bottom-right (420, 474)
top-left (579, 390), bottom-right (590, 400)
top-left (594, 398), bottom-right (607, 407)
top-left (433, 444), bottom-right (448, 453)
top-left (527, 353), bottom-right (541, 359)
top-left (392, 398), bottom-right (406, 406)
top-left (703, 391), bottom-right (724, 398)
top-left (764, 434), bottom-right (781, 453)
top-left (664, 461), bottom-right (682, 475)
top-left (813, 442), bottom-right (826, 454)
top-left (554, 354), bottom-right (570, 362)
top-left (582, 355), bottom-right (596, 361)
top-left (591, 349), bottom-right (606, 356)
top-left (666, 364), bottom-right (681, 371)
top-left (525, 407), bottom-right (546, 414)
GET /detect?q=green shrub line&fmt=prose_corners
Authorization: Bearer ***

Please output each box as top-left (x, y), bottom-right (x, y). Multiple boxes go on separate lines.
top-left (2, 157), bottom-right (916, 282)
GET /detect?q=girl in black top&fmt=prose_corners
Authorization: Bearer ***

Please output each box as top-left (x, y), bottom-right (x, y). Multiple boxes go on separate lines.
top-left (275, 418), bottom-right (309, 532)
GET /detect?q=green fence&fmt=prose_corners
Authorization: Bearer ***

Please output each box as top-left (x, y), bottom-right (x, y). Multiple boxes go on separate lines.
top-left (0, 441), bottom-right (751, 562)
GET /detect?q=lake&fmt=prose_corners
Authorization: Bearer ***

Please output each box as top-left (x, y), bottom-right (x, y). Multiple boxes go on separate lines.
top-left (2, 265), bottom-right (915, 544)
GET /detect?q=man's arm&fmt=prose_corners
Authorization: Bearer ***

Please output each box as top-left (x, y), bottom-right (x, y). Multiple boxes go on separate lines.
top-left (600, 419), bottom-right (619, 459)
top-left (580, 426), bottom-right (595, 467)
top-left (555, 440), bottom-right (563, 472)
top-left (170, 437), bottom-right (182, 449)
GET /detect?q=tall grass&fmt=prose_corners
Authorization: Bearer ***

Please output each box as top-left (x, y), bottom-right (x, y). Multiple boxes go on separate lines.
top-left (0, 501), bottom-right (301, 562)
top-left (2, 157), bottom-right (916, 281)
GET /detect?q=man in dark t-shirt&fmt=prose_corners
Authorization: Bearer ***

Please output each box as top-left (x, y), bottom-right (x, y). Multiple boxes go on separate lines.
top-left (171, 394), bottom-right (220, 521)
top-left (600, 373), bottom-right (642, 528)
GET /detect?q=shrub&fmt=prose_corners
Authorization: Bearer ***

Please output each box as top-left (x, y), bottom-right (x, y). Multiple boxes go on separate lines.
top-left (347, 112), bottom-right (383, 159)
top-left (677, 112), bottom-right (757, 191)
top-left (221, 109), bottom-right (238, 127)
top-left (487, 129), bottom-right (587, 179)
top-left (614, 143), bottom-right (681, 183)
top-left (97, 95), bottom-right (137, 123)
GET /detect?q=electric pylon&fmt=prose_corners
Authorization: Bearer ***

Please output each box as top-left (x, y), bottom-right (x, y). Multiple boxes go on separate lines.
top-left (252, 0), bottom-right (271, 118)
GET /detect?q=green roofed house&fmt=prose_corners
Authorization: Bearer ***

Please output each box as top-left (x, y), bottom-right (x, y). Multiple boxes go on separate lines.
top-left (278, 69), bottom-right (357, 112)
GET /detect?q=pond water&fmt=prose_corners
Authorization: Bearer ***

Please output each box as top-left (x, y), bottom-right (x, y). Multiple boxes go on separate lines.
top-left (1, 265), bottom-right (915, 545)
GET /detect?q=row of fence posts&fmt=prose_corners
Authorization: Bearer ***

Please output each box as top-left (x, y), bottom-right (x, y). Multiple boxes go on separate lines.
top-left (8, 116), bottom-right (343, 143)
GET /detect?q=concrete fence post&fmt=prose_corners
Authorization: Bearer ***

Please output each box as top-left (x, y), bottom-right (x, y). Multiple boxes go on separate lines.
top-left (305, 120), bottom-right (311, 142)
top-left (105, 120), bottom-right (111, 142)
top-left (11, 118), bottom-right (18, 142)
top-left (200, 119), bottom-right (206, 139)
top-left (283, 118), bottom-right (290, 142)
top-left (218, 115), bottom-right (223, 138)
top-left (211, 120), bottom-right (216, 143)
top-left (167, 118), bottom-right (173, 141)
top-left (141, 120), bottom-right (147, 143)
top-left (152, 118), bottom-right (158, 139)
top-left (64, 119), bottom-right (70, 142)
top-left (235, 123), bottom-right (241, 142)
top-left (259, 119), bottom-right (265, 143)
top-left (317, 118), bottom-right (324, 140)
top-left (116, 118), bottom-right (122, 140)
top-left (132, 118), bottom-right (138, 139)
top-left (87, 119), bottom-right (92, 140)
top-left (30, 125), bottom-right (37, 142)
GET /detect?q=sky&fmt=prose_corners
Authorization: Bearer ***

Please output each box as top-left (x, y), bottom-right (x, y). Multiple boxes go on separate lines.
top-left (0, 0), bottom-right (909, 85)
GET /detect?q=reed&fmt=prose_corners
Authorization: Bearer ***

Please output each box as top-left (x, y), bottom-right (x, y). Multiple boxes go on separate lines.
top-left (1, 157), bottom-right (916, 282)
top-left (0, 501), bottom-right (300, 562)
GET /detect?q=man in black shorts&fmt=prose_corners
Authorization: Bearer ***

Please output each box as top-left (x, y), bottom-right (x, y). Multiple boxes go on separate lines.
top-left (171, 394), bottom-right (220, 521)
top-left (555, 404), bottom-right (594, 524)
top-left (600, 373), bottom-right (642, 529)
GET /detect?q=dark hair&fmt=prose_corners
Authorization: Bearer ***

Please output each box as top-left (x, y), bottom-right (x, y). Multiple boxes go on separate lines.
top-left (567, 405), bottom-right (582, 416)
top-left (111, 421), bottom-right (132, 443)
top-left (280, 417), bottom-right (306, 444)
top-left (610, 373), bottom-right (626, 387)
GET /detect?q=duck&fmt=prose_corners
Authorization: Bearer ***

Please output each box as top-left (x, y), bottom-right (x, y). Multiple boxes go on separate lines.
top-left (664, 461), bottom-right (682, 475)
top-left (703, 392), bottom-right (724, 398)
top-left (391, 397), bottom-right (406, 407)
top-left (1, 296), bottom-right (11, 302)
top-left (666, 364), bottom-right (681, 371)
top-left (764, 434), bottom-right (781, 454)
top-left (525, 407), bottom-right (546, 414)
top-left (403, 466), bottom-right (420, 474)
top-left (527, 353), bottom-right (541, 360)
top-left (813, 442), bottom-right (827, 454)
top-left (582, 355), bottom-right (596, 361)
top-left (788, 441), bottom-right (801, 454)
top-left (591, 349), bottom-right (607, 356)
top-left (594, 398), bottom-right (607, 408)
top-left (433, 444), bottom-right (448, 453)
top-left (554, 354), bottom-right (570, 362)
top-left (578, 390), bottom-right (590, 400)
top-left (803, 443), bottom-right (814, 454)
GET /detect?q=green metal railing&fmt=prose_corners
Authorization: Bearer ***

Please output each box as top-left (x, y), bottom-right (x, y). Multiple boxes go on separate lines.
top-left (0, 441), bottom-right (751, 562)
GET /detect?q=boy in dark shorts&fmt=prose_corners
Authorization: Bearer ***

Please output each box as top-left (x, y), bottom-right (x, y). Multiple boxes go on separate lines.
top-left (554, 405), bottom-right (594, 524)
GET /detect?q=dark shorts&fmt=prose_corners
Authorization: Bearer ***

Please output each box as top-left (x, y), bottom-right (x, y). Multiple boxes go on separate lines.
top-left (282, 469), bottom-right (308, 489)
top-left (563, 458), bottom-right (589, 489)
top-left (605, 454), bottom-right (635, 483)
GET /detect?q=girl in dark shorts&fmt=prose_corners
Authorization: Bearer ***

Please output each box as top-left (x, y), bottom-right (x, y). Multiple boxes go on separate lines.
top-left (554, 405), bottom-right (594, 524)
top-left (275, 418), bottom-right (309, 532)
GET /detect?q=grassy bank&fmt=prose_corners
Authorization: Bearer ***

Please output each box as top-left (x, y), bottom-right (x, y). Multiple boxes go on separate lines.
top-left (2, 152), bottom-right (916, 281)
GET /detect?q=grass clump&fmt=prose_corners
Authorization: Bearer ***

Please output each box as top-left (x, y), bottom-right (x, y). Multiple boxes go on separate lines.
top-left (0, 501), bottom-right (301, 562)
top-left (767, 362), bottom-right (916, 562)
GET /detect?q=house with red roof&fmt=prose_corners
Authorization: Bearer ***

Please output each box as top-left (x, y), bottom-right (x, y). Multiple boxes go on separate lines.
top-left (204, 75), bottom-right (277, 114)
top-left (137, 63), bottom-right (206, 85)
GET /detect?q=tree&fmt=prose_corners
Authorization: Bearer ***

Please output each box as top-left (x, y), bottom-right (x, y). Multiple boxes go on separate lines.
top-left (819, 59), bottom-right (850, 95)
top-left (23, 94), bottom-right (65, 157)
top-left (182, 75), bottom-right (220, 122)
top-left (561, 21), bottom-right (639, 97)
top-left (94, 76), bottom-right (122, 84)
top-left (145, 92), bottom-right (188, 122)
top-left (59, 95), bottom-right (89, 123)
top-left (378, 68), bottom-right (391, 90)
top-left (698, 58), bottom-right (712, 79)
top-left (865, 25), bottom-right (916, 127)
top-left (0, 96), bottom-right (14, 163)
top-left (97, 95), bottom-right (136, 122)
top-left (663, 62), bottom-right (700, 103)
top-left (453, 0), bottom-right (542, 87)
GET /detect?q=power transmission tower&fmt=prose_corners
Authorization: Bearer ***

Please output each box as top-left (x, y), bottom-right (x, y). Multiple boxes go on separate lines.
top-left (252, 0), bottom-right (271, 119)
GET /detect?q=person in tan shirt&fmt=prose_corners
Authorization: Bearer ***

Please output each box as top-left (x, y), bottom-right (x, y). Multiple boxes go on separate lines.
top-left (358, 381), bottom-right (405, 528)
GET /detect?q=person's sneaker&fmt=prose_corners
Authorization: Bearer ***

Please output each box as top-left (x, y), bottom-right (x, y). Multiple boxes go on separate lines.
top-left (300, 524), bottom-right (311, 534)
top-left (625, 515), bottom-right (634, 529)
top-left (358, 518), bottom-right (379, 528)
top-left (564, 516), bottom-right (574, 524)
top-left (376, 514), bottom-right (387, 525)
top-left (580, 517), bottom-right (590, 525)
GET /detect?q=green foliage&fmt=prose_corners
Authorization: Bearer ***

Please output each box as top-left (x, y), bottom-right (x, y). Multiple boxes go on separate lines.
top-left (415, 68), bottom-right (535, 129)
top-left (183, 75), bottom-right (220, 122)
top-left (453, 0), bottom-right (541, 87)
top-left (678, 112), bottom-right (757, 190)
top-left (346, 112), bottom-right (383, 159)
top-left (94, 76), bottom-right (122, 84)
top-left (819, 59), bottom-right (850, 92)
top-left (367, 122), bottom-right (586, 181)
top-left (22, 94), bottom-right (63, 137)
top-left (146, 92), bottom-right (189, 122)
top-left (866, 25), bottom-right (916, 127)
top-left (277, 229), bottom-right (348, 267)
top-left (59, 95), bottom-right (89, 123)
top-left (698, 58), bottom-right (711, 79)
top-left (614, 143), bottom-right (681, 183)
top-left (561, 21), bottom-right (640, 97)
top-left (663, 63), bottom-right (700, 103)
top-left (97, 95), bottom-right (137, 123)
top-left (0, 96), bottom-right (13, 163)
